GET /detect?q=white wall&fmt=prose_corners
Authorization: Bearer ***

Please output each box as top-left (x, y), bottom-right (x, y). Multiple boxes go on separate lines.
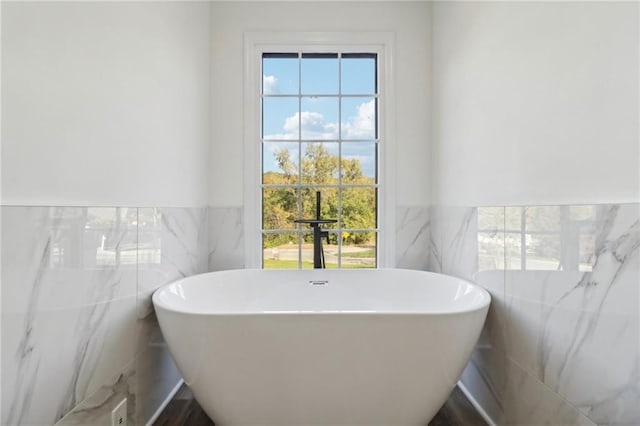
top-left (1, 1), bottom-right (211, 207)
top-left (432, 1), bottom-right (639, 206)
top-left (209, 1), bottom-right (432, 207)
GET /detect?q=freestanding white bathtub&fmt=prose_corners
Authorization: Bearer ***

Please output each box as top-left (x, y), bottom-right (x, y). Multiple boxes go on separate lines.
top-left (153, 269), bottom-right (490, 426)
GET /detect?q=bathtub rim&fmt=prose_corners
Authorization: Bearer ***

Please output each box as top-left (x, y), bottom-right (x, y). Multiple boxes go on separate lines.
top-left (152, 268), bottom-right (491, 317)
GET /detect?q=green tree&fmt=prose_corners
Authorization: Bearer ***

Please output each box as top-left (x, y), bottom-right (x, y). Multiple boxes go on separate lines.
top-left (275, 148), bottom-right (297, 182)
top-left (301, 144), bottom-right (338, 185)
top-left (263, 144), bottom-right (375, 247)
top-left (342, 158), bottom-right (365, 183)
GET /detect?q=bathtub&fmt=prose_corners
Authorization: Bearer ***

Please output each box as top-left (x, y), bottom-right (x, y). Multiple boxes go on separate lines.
top-left (153, 269), bottom-right (490, 426)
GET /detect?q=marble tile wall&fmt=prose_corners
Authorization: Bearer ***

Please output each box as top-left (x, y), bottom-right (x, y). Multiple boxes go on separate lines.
top-left (138, 208), bottom-right (208, 319)
top-left (396, 206), bottom-right (430, 270)
top-left (206, 205), bottom-right (430, 271)
top-left (208, 207), bottom-right (244, 271)
top-left (430, 203), bottom-right (640, 426)
top-left (10, 202), bottom-right (632, 425)
top-left (3, 203), bottom-right (427, 425)
top-left (1, 206), bottom-right (208, 426)
top-left (134, 207), bottom-right (207, 425)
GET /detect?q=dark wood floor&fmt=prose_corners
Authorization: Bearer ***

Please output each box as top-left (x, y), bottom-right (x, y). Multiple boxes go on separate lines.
top-left (154, 383), bottom-right (487, 426)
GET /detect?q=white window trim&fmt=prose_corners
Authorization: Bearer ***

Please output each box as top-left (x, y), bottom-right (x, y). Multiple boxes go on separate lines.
top-left (243, 31), bottom-right (396, 268)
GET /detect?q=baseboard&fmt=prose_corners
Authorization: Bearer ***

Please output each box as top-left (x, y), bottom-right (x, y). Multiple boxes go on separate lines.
top-left (145, 378), bottom-right (185, 426)
top-left (457, 381), bottom-right (497, 426)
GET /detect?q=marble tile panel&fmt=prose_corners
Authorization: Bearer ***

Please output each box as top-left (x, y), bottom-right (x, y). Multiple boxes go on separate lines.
top-left (506, 296), bottom-right (637, 408)
top-left (460, 359), bottom-right (503, 424)
top-left (2, 295), bottom-right (137, 426)
top-left (477, 207), bottom-right (506, 272)
top-left (395, 206), bottom-right (430, 270)
top-left (135, 207), bottom-right (205, 422)
top-left (431, 206), bottom-right (508, 424)
top-left (430, 206), bottom-right (508, 424)
top-left (2, 206), bottom-right (137, 314)
top-left (1, 206), bottom-right (138, 425)
top-left (529, 306), bottom-right (635, 423)
top-left (459, 270), bottom-right (508, 424)
top-left (432, 202), bottom-right (639, 426)
top-left (430, 206), bottom-right (478, 280)
top-left (55, 362), bottom-right (136, 426)
top-left (506, 204), bottom-right (639, 315)
top-left (207, 206), bottom-right (244, 271)
top-left (503, 359), bottom-right (595, 426)
top-left (504, 204), bottom-right (640, 425)
top-left (430, 206), bottom-right (506, 275)
top-left (507, 206), bottom-right (563, 271)
top-left (137, 207), bottom-right (207, 319)
top-left (428, 205), bottom-right (443, 273)
top-left (134, 313), bottom-right (182, 425)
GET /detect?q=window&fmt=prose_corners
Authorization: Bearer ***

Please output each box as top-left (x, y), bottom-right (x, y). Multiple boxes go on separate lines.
top-left (261, 52), bottom-right (378, 269)
top-left (243, 33), bottom-right (395, 269)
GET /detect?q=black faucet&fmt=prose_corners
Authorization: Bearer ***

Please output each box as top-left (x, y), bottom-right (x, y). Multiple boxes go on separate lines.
top-left (294, 191), bottom-right (337, 268)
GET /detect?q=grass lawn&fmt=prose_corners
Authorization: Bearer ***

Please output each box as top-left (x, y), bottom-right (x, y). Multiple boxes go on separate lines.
top-left (342, 249), bottom-right (375, 258)
top-left (263, 259), bottom-right (372, 269)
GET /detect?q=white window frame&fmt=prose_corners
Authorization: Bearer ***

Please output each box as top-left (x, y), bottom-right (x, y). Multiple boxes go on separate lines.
top-left (243, 32), bottom-right (396, 268)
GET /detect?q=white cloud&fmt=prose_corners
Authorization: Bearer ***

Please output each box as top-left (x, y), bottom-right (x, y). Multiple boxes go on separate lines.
top-left (264, 100), bottom-right (375, 140)
top-left (263, 75), bottom-right (278, 95)
top-left (342, 99), bottom-right (375, 139)
top-left (284, 111), bottom-right (338, 140)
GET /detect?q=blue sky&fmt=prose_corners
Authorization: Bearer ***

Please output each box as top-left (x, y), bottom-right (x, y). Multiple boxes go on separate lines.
top-left (262, 55), bottom-right (377, 179)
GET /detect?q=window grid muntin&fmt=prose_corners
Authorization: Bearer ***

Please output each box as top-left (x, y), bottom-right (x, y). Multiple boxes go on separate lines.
top-left (261, 51), bottom-right (378, 269)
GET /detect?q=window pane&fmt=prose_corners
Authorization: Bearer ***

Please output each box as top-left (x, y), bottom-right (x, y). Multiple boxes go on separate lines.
top-left (300, 187), bottom-right (338, 226)
top-left (301, 54), bottom-right (338, 94)
top-left (301, 143), bottom-right (339, 184)
top-left (341, 231), bottom-right (376, 268)
top-left (300, 232), bottom-right (316, 268)
top-left (263, 55), bottom-right (298, 95)
top-left (263, 97), bottom-right (299, 140)
top-left (262, 187), bottom-right (299, 230)
top-left (300, 97), bottom-right (338, 140)
top-left (262, 142), bottom-right (300, 185)
top-left (341, 55), bottom-right (376, 95)
top-left (263, 142), bottom-right (298, 184)
top-left (341, 97), bottom-right (376, 140)
top-left (263, 232), bottom-right (300, 269)
top-left (342, 187), bottom-right (376, 229)
top-left (322, 231), bottom-right (340, 269)
top-left (341, 142), bottom-right (376, 184)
